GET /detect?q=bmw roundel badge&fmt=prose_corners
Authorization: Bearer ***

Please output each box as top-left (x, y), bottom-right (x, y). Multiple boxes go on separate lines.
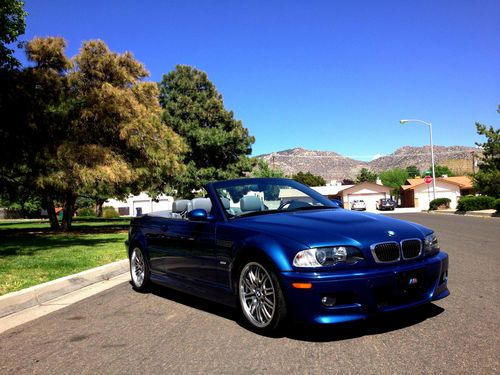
top-left (387, 230), bottom-right (395, 237)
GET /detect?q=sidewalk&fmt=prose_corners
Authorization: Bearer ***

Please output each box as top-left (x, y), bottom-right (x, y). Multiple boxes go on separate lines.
top-left (0, 259), bottom-right (129, 319)
top-left (0, 273), bottom-right (129, 334)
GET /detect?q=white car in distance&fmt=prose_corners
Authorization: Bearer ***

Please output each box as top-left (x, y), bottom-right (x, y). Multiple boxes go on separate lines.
top-left (350, 200), bottom-right (366, 211)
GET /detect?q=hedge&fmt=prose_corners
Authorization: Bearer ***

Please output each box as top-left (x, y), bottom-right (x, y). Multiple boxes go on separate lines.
top-left (77, 207), bottom-right (96, 217)
top-left (457, 195), bottom-right (496, 212)
top-left (495, 198), bottom-right (500, 213)
top-left (429, 198), bottom-right (451, 211)
top-left (102, 206), bottom-right (120, 218)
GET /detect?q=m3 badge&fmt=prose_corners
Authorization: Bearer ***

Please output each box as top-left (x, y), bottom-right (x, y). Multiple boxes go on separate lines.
top-left (408, 277), bottom-right (418, 285)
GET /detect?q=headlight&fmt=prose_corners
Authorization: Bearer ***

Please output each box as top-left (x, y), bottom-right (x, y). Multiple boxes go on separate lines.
top-left (293, 246), bottom-right (364, 267)
top-left (424, 233), bottom-right (440, 255)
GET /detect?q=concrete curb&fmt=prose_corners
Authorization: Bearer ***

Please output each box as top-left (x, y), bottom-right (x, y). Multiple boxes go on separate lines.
top-left (0, 259), bottom-right (129, 318)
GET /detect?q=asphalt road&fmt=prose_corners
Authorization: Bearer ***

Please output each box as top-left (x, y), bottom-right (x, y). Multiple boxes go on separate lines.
top-left (1, 214), bottom-right (498, 374)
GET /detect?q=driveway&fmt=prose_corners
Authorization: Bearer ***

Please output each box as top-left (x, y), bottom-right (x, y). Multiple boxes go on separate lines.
top-left (0, 214), bottom-right (498, 374)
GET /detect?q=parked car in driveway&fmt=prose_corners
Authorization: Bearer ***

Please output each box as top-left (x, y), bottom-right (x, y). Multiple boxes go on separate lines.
top-left (376, 198), bottom-right (397, 211)
top-left (127, 178), bottom-right (449, 333)
top-left (350, 200), bottom-right (366, 211)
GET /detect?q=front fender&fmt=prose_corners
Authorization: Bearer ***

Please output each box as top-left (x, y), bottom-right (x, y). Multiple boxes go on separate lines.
top-left (234, 234), bottom-right (299, 272)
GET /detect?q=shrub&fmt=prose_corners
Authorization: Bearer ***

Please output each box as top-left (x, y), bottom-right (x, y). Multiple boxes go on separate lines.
top-left (495, 198), bottom-right (500, 213)
top-left (429, 198), bottom-right (451, 211)
top-left (457, 195), bottom-right (496, 212)
top-left (77, 207), bottom-right (96, 217)
top-left (102, 206), bottom-right (120, 218)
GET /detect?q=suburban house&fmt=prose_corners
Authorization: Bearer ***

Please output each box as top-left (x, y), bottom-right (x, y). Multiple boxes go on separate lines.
top-left (280, 181), bottom-right (392, 211)
top-left (105, 193), bottom-right (174, 216)
top-left (400, 176), bottom-right (473, 209)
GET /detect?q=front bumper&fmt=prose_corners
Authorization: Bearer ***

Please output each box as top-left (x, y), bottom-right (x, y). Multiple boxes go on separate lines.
top-left (280, 252), bottom-right (449, 324)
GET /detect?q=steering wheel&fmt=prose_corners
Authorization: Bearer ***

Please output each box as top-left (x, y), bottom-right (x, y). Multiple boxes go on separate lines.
top-left (278, 200), bottom-right (312, 211)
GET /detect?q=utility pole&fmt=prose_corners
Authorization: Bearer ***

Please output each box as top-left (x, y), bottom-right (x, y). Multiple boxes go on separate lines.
top-left (471, 151), bottom-right (476, 175)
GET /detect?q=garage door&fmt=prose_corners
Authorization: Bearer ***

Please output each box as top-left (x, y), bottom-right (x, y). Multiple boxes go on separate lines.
top-left (348, 193), bottom-right (387, 210)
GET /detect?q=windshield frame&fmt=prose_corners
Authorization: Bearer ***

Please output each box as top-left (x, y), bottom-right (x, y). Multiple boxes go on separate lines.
top-left (207, 178), bottom-right (337, 221)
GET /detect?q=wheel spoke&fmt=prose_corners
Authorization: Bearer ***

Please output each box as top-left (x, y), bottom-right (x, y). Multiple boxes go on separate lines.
top-left (261, 304), bottom-right (272, 320)
top-left (255, 304), bottom-right (263, 323)
top-left (249, 300), bottom-right (257, 315)
top-left (263, 287), bottom-right (273, 296)
top-left (263, 296), bottom-right (274, 309)
top-left (244, 292), bottom-right (256, 300)
top-left (254, 267), bottom-right (261, 285)
top-left (243, 277), bottom-right (254, 290)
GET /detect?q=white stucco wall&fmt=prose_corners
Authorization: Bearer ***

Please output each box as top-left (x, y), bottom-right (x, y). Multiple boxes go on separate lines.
top-left (105, 193), bottom-right (174, 216)
top-left (412, 182), bottom-right (460, 209)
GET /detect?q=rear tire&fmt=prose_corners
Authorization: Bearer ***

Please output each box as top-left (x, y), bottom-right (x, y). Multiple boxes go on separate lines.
top-left (237, 260), bottom-right (287, 333)
top-left (130, 246), bottom-right (151, 292)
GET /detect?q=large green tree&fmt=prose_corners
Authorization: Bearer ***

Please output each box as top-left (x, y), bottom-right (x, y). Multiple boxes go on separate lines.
top-left (355, 168), bottom-right (378, 183)
top-left (251, 159), bottom-right (286, 178)
top-left (379, 168), bottom-right (409, 200)
top-left (405, 166), bottom-right (420, 178)
top-left (422, 165), bottom-right (455, 178)
top-left (0, 0), bottom-right (27, 69)
top-left (159, 65), bottom-right (255, 197)
top-left (292, 171), bottom-right (326, 186)
top-left (1, 37), bottom-right (185, 230)
top-left (473, 106), bottom-right (499, 197)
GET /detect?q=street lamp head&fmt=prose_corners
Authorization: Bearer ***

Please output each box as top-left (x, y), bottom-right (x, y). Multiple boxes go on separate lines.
top-left (399, 119), bottom-right (409, 124)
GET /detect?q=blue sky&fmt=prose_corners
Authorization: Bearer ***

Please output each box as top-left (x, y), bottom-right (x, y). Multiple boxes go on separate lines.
top-left (17, 1), bottom-right (499, 160)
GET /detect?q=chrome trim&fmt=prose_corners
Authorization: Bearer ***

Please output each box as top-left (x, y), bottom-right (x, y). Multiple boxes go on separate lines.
top-left (400, 238), bottom-right (423, 260)
top-left (370, 241), bottom-right (400, 263)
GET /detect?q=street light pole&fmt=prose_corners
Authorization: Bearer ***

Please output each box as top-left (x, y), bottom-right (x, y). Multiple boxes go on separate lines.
top-left (400, 119), bottom-right (437, 201)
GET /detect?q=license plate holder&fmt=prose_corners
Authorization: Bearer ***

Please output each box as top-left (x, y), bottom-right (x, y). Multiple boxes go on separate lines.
top-left (396, 268), bottom-right (426, 295)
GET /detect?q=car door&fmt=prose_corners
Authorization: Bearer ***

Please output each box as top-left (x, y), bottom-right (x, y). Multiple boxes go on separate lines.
top-left (158, 216), bottom-right (219, 287)
top-left (141, 216), bottom-right (172, 273)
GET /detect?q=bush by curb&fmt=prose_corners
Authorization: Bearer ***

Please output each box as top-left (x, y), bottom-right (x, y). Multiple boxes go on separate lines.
top-left (429, 198), bottom-right (451, 211)
top-left (457, 195), bottom-right (496, 212)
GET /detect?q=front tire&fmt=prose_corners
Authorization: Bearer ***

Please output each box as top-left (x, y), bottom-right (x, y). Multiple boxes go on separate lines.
top-left (238, 260), bottom-right (287, 333)
top-left (130, 246), bottom-right (150, 292)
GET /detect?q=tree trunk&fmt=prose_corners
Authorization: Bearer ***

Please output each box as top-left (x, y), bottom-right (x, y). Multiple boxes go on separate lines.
top-left (61, 192), bottom-right (77, 232)
top-left (95, 199), bottom-right (105, 217)
top-left (43, 195), bottom-right (60, 230)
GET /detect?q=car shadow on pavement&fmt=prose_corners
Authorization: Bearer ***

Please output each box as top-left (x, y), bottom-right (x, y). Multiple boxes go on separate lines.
top-left (285, 303), bottom-right (445, 342)
top-left (146, 283), bottom-right (238, 322)
top-left (143, 282), bottom-right (444, 341)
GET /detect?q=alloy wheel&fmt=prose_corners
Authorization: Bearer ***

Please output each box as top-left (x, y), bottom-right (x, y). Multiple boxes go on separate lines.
top-left (239, 262), bottom-right (276, 328)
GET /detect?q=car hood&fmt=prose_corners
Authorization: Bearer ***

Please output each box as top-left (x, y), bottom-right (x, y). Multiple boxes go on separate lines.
top-left (232, 209), bottom-right (431, 249)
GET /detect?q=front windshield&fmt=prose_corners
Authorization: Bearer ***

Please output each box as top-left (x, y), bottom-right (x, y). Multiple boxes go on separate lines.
top-left (214, 179), bottom-right (336, 219)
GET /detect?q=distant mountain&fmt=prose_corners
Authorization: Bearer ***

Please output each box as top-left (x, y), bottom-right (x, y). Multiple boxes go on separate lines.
top-left (257, 146), bottom-right (480, 182)
top-left (258, 147), bottom-right (365, 181)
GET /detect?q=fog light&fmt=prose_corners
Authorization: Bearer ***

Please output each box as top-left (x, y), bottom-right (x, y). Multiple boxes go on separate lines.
top-left (321, 296), bottom-right (336, 307)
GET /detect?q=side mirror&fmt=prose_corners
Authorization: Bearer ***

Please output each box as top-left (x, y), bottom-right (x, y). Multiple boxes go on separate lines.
top-left (187, 208), bottom-right (209, 221)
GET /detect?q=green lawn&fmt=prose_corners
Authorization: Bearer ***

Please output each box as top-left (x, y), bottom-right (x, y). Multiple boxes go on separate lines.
top-left (0, 231), bottom-right (128, 296)
top-left (0, 217), bottom-right (131, 231)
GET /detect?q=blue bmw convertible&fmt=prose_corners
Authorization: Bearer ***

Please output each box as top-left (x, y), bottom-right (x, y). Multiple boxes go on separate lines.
top-left (127, 178), bottom-right (449, 333)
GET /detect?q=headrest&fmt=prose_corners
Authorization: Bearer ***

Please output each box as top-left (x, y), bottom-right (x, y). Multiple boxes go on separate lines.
top-left (172, 199), bottom-right (190, 213)
top-left (220, 197), bottom-right (230, 209)
top-left (190, 198), bottom-right (212, 213)
top-left (240, 196), bottom-right (263, 212)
